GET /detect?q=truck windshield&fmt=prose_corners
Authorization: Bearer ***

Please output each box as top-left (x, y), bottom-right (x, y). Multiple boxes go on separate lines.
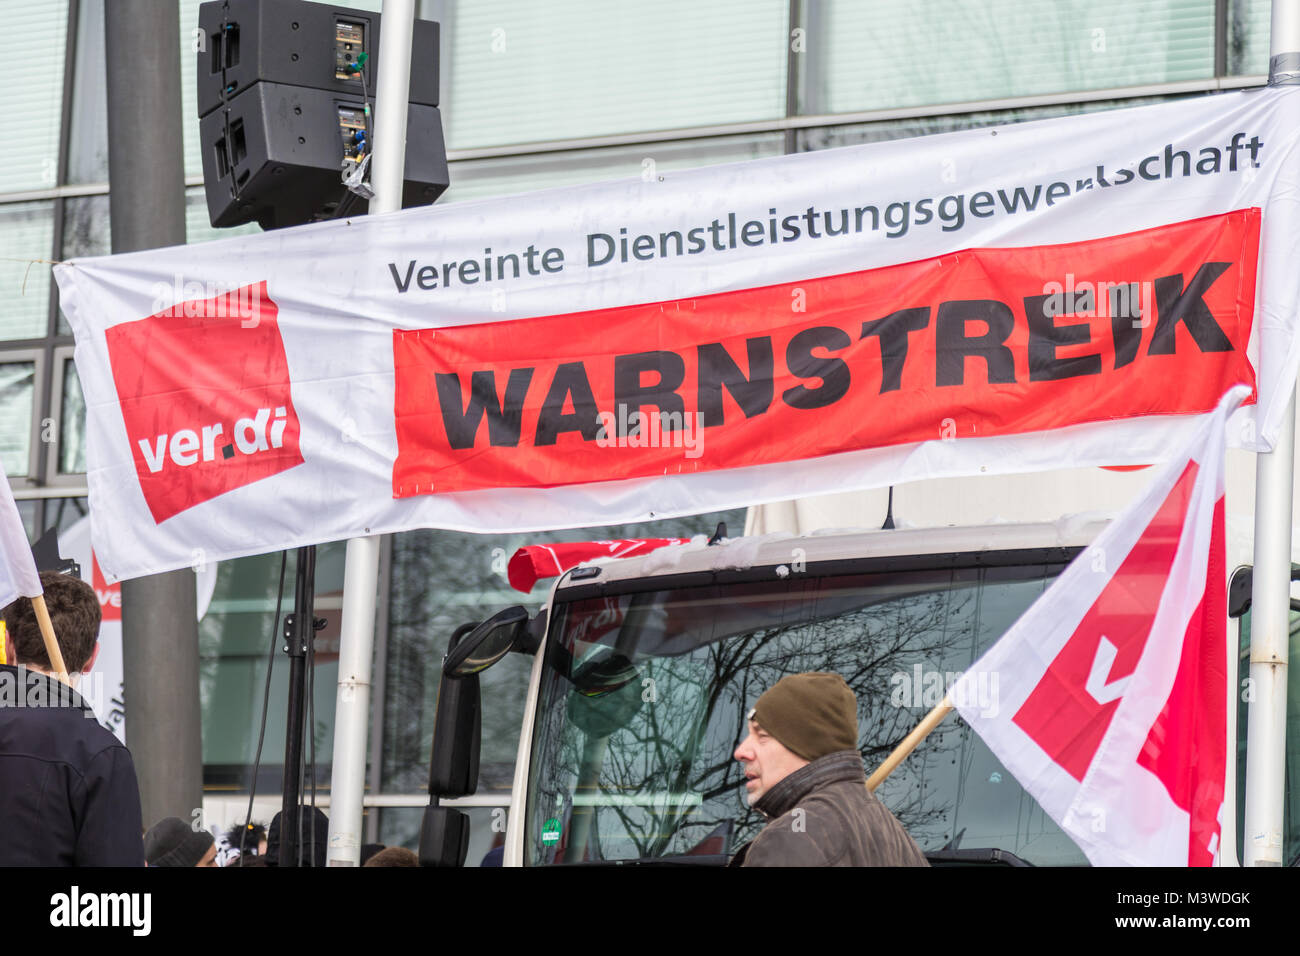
top-left (525, 556), bottom-right (1089, 866)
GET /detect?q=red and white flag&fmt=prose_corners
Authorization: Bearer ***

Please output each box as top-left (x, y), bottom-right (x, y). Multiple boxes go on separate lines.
top-left (0, 479), bottom-right (41, 611)
top-left (950, 386), bottom-right (1244, 866)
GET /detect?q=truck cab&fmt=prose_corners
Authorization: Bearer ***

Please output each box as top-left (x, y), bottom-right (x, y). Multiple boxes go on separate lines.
top-left (425, 518), bottom-right (1179, 866)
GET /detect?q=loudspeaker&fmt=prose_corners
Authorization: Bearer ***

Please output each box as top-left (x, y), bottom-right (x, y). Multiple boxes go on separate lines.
top-left (197, 0), bottom-right (447, 230)
top-left (200, 82), bottom-right (449, 230)
top-left (197, 0), bottom-right (439, 118)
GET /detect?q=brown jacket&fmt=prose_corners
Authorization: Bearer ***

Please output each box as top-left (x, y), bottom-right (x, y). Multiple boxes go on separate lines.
top-left (731, 750), bottom-right (929, 867)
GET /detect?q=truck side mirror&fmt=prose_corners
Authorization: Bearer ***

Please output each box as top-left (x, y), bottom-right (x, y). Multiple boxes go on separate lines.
top-left (1228, 565), bottom-right (1300, 619)
top-left (420, 624), bottom-right (483, 867)
top-left (445, 605), bottom-right (529, 676)
top-left (428, 623), bottom-right (483, 797)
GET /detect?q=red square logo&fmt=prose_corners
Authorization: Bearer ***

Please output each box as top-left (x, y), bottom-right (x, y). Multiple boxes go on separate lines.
top-left (106, 281), bottom-right (303, 523)
top-left (91, 550), bottom-right (121, 622)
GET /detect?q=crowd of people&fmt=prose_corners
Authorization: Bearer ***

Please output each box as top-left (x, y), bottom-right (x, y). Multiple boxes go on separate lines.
top-left (143, 811), bottom-right (418, 867)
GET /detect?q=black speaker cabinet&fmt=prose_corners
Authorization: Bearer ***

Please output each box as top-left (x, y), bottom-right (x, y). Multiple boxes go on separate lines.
top-left (197, 0), bottom-right (439, 119)
top-left (200, 82), bottom-right (449, 230)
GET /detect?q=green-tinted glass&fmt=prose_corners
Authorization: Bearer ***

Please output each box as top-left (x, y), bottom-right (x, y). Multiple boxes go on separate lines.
top-left (0, 3), bottom-right (68, 192)
top-left (444, 134), bottom-right (785, 204)
top-left (0, 202), bottom-right (55, 342)
top-left (804, 0), bottom-right (1215, 115)
top-left (446, 0), bottom-right (787, 150)
top-left (59, 359), bottom-right (85, 474)
top-left (1227, 0), bottom-right (1271, 75)
top-left (0, 361), bottom-right (35, 477)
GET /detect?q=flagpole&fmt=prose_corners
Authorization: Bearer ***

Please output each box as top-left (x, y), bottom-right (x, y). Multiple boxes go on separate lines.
top-left (327, 0), bottom-right (416, 867)
top-left (866, 696), bottom-right (952, 792)
top-left (30, 594), bottom-right (70, 684)
top-left (1243, 0), bottom-right (1299, 868)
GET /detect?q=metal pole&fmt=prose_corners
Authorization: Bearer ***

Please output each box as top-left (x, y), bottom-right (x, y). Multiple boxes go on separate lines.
top-left (105, 0), bottom-right (203, 832)
top-left (328, 0), bottom-right (416, 865)
top-left (279, 546), bottom-right (316, 867)
top-left (1243, 0), bottom-right (1299, 867)
top-left (364, 535), bottom-right (394, 846)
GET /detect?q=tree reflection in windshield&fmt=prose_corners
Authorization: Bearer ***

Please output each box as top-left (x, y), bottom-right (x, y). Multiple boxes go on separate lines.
top-left (526, 561), bottom-right (1083, 865)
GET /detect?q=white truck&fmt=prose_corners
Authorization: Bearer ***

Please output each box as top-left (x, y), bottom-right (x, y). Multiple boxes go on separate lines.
top-left (419, 461), bottom-right (1296, 867)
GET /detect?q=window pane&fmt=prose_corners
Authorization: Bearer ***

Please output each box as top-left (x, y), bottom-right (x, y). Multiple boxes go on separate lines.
top-left (446, 0), bottom-right (788, 150)
top-left (67, 0), bottom-right (108, 185)
top-left (15, 499), bottom-right (38, 540)
top-left (0, 362), bottom-right (35, 477)
top-left (62, 194), bottom-right (110, 260)
top-left (59, 359), bottom-right (85, 474)
top-left (200, 543), bottom-right (346, 786)
top-left (186, 186), bottom-right (261, 244)
top-left (0, 3), bottom-right (68, 192)
top-left (797, 96), bottom-right (1180, 153)
top-left (60, 197), bottom-right (109, 336)
top-left (1228, 0), bottom-right (1271, 75)
top-left (444, 133), bottom-right (785, 204)
top-left (180, 0), bottom-right (204, 181)
top-left (0, 202), bottom-right (55, 341)
top-left (45, 495), bottom-right (88, 536)
top-left (805, 0), bottom-right (1215, 116)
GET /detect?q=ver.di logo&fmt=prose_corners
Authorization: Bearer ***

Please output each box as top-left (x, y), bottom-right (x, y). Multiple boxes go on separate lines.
top-left (106, 281), bottom-right (304, 523)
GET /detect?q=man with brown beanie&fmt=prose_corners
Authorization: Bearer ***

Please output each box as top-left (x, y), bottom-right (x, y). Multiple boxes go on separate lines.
top-left (730, 672), bottom-right (928, 867)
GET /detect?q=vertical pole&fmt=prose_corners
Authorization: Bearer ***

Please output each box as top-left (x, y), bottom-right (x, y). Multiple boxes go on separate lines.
top-left (1245, 389), bottom-right (1294, 866)
top-left (364, 535), bottom-right (393, 845)
top-left (1243, 0), bottom-right (1299, 867)
top-left (105, 0), bottom-right (203, 832)
top-left (328, 0), bottom-right (416, 865)
top-left (279, 547), bottom-right (316, 867)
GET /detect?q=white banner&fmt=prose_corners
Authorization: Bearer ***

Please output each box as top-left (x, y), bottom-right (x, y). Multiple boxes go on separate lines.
top-left (54, 87), bottom-right (1300, 581)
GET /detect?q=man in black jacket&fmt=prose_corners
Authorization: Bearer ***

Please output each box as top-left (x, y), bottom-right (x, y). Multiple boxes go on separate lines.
top-left (0, 571), bottom-right (145, 866)
top-left (730, 672), bottom-right (928, 867)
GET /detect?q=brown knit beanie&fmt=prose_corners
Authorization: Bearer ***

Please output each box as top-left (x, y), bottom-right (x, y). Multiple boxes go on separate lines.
top-left (751, 672), bottom-right (858, 761)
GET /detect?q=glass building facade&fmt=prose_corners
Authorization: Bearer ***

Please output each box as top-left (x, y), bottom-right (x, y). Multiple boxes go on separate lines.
top-left (0, 0), bottom-right (1285, 857)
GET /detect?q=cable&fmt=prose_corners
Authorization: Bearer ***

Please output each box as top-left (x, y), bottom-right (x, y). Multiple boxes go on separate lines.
top-left (334, 53), bottom-right (374, 221)
top-left (239, 550), bottom-right (288, 863)
top-left (356, 51), bottom-right (373, 149)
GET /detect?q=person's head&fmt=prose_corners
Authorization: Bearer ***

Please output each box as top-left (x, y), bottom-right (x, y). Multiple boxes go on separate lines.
top-left (2, 570), bottom-right (101, 677)
top-left (225, 822), bottom-right (267, 857)
top-left (362, 846), bottom-right (419, 867)
top-left (733, 672), bottom-right (860, 805)
top-left (144, 817), bottom-right (217, 867)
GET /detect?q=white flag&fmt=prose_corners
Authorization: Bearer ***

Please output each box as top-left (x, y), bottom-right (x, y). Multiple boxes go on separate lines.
top-left (0, 479), bottom-right (41, 611)
top-left (950, 385), bottom-right (1244, 866)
